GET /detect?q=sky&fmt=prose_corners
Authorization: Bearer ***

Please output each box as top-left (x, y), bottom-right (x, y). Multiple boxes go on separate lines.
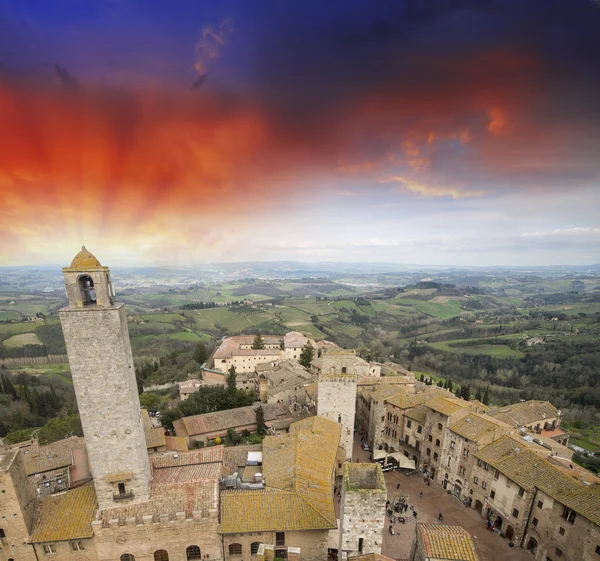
top-left (0, 0), bottom-right (599, 267)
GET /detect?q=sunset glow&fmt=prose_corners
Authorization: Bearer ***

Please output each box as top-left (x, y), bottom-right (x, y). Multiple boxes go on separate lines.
top-left (0, 1), bottom-right (599, 266)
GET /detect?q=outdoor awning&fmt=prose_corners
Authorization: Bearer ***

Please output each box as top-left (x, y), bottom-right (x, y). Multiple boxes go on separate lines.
top-left (373, 450), bottom-right (387, 461)
top-left (387, 453), bottom-right (416, 470)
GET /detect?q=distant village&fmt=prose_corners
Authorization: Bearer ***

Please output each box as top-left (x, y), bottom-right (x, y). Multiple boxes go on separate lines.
top-left (1, 248), bottom-right (599, 561)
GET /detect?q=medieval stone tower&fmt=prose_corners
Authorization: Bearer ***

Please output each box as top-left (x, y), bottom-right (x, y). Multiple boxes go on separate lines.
top-left (59, 247), bottom-right (150, 510)
top-left (338, 463), bottom-right (387, 561)
top-left (315, 349), bottom-right (365, 459)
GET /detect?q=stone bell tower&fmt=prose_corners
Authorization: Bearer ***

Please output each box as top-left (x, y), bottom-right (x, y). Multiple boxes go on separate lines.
top-left (59, 247), bottom-right (150, 510)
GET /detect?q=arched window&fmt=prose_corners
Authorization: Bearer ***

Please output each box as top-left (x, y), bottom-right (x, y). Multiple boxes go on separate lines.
top-left (526, 538), bottom-right (537, 554)
top-left (154, 550), bottom-right (169, 561)
top-left (229, 543), bottom-right (242, 556)
top-left (186, 546), bottom-right (201, 560)
top-left (251, 542), bottom-right (261, 555)
top-left (121, 555), bottom-right (135, 561)
top-left (78, 275), bottom-right (96, 305)
top-left (341, 367), bottom-right (347, 374)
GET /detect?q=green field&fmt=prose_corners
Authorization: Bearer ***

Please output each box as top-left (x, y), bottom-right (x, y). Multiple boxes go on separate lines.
top-left (429, 338), bottom-right (524, 358)
top-left (3, 332), bottom-right (43, 347)
top-left (0, 310), bottom-right (21, 321)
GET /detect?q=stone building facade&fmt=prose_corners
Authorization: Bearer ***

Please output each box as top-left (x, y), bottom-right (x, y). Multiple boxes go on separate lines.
top-left (59, 247), bottom-right (150, 510)
top-left (338, 464), bottom-right (387, 561)
top-left (0, 449), bottom-right (37, 561)
top-left (438, 414), bottom-right (512, 502)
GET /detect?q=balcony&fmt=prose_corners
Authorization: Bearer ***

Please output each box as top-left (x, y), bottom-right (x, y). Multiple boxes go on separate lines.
top-left (113, 491), bottom-right (134, 501)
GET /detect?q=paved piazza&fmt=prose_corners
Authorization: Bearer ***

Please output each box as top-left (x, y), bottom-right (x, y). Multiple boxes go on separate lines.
top-left (350, 435), bottom-right (534, 561)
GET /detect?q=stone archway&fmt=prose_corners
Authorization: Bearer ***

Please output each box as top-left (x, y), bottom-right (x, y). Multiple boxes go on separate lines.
top-left (526, 537), bottom-right (538, 554)
top-left (475, 500), bottom-right (483, 514)
top-left (494, 515), bottom-right (503, 530)
top-left (453, 483), bottom-right (462, 499)
top-left (505, 525), bottom-right (514, 541)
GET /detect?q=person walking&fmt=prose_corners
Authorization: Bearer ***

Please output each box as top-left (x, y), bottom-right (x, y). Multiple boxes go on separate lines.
top-left (438, 513), bottom-right (444, 521)
top-left (419, 491), bottom-right (423, 499)
top-left (397, 482), bottom-right (400, 489)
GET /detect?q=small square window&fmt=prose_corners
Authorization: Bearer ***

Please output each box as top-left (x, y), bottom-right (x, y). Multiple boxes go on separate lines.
top-left (438, 423), bottom-right (443, 430)
top-left (559, 527), bottom-right (565, 535)
top-left (518, 487), bottom-right (524, 497)
top-left (556, 547), bottom-right (563, 557)
top-left (450, 441), bottom-right (455, 449)
top-left (417, 425), bottom-right (423, 434)
top-left (537, 500), bottom-right (544, 509)
top-left (532, 517), bottom-right (538, 527)
top-left (428, 435), bottom-right (433, 442)
top-left (473, 476), bottom-right (479, 484)
top-left (595, 545), bottom-right (600, 555)
top-left (490, 490), bottom-right (495, 499)
top-left (407, 420), bottom-right (412, 429)
top-left (512, 508), bottom-right (519, 518)
top-left (482, 481), bottom-right (487, 490)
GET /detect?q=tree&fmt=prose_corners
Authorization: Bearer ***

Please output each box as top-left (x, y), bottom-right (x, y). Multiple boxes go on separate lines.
top-left (252, 334), bottom-right (265, 350)
top-left (194, 342), bottom-right (207, 365)
top-left (255, 405), bottom-right (267, 435)
top-left (475, 387), bottom-right (483, 402)
top-left (482, 386), bottom-right (490, 406)
top-left (419, 374), bottom-right (425, 382)
top-left (299, 342), bottom-right (314, 368)
top-left (227, 365), bottom-right (237, 393)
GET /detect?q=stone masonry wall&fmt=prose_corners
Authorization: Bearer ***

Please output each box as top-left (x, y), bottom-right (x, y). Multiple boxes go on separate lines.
top-left (523, 489), bottom-right (600, 561)
top-left (0, 450), bottom-right (37, 561)
top-left (59, 304), bottom-right (150, 510)
top-left (93, 516), bottom-right (222, 561)
top-left (339, 465), bottom-right (387, 560)
top-left (317, 378), bottom-right (357, 459)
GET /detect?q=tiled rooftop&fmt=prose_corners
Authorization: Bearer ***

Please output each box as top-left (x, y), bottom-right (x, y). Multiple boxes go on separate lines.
top-left (21, 436), bottom-right (85, 476)
top-left (213, 335), bottom-right (283, 359)
top-left (386, 389), bottom-right (449, 410)
top-left (173, 403), bottom-right (292, 437)
top-left (142, 409), bottom-right (166, 449)
top-left (476, 436), bottom-right (600, 526)
top-left (424, 396), bottom-right (469, 417)
top-left (449, 413), bottom-right (512, 443)
top-left (219, 416), bottom-right (341, 534)
top-left (417, 523), bottom-right (480, 561)
top-left (404, 404), bottom-right (428, 423)
top-left (151, 462), bottom-right (221, 484)
top-left (488, 400), bottom-right (559, 427)
top-left (150, 447), bottom-right (224, 468)
top-left (31, 483), bottom-right (97, 542)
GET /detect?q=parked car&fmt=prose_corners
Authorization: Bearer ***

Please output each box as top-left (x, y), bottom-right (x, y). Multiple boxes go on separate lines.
top-left (362, 443), bottom-right (370, 451)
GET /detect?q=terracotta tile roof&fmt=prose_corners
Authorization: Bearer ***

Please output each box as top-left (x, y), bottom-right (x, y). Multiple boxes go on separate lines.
top-left (142, 409), bottom-right (166, 449)
top-left (449, 413), bottom-right (512, 443)
top-left (150, 447), bottom-right (224, 468)
top-left (100, 449), bottom-right (222, 524)
top-left (174, 403), bottom-right (291, 437)
top-left (223, 444), bottom-right (262, 473)
top-left (424, 396), bottom-right (469, 417)
top-left (476, 436), bottom-right (600, 525)
top-left (100, 480), bottom-right (218, 524)
top-left (488, 400), bottom-right (559, 427)
top-left (417, 523), bottom-right (479, 561)
top-left (31, 483), bottom-right (97, 542)
top-left (22, 437), bottom-right (85, 476)
top-left (284, 331), bottom-right (314, 348)
top-left (357, 376), bottom-right (413, 387)
top-left (348, 554), bottom-right (396, 561)
top-left (219, 416), bottom-right (340, 533)
top-left (404, 405), bottom-right (428, 424)
top-left (219, 489), bottom-right (332, 533)
top-left (151, 462), bottom-right (221, 484)
top-left (213, 336), bottom-right (283, 359)
top-left (386, 389), bottom-right (448, 410)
